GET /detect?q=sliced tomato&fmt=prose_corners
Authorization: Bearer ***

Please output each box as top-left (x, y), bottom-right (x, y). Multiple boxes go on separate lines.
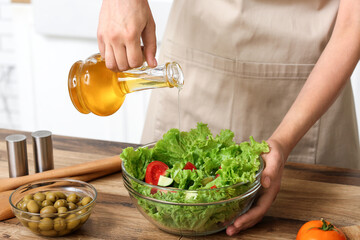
top-left (215, 166), bottom-right (222, 178)
top-left (210, 185), bottom-right (217, 189)
top-left (150, 188), bottom-right (158, 195)
top-left (150, 188), bottom-right (176, 195)
top-left (183, 162), bottom-right (197, 171)
top-left (145, 161), bottom-right (169, 185)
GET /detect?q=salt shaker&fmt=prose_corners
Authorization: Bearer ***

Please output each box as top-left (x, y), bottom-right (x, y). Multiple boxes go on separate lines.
top-left (32, 130), bottom-right (54, 173)
top-left (6, 134), bottom-right (29, 178)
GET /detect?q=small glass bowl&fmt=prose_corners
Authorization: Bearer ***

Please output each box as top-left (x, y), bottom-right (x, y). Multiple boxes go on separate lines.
top-left (122, 145), bottom-right (263, 236)
top-left (9, 179), bottom-right (97, 237)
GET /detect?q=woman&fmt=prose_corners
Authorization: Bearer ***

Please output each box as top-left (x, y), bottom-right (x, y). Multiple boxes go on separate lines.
top-left (97, 0), bottom-right (360, 236)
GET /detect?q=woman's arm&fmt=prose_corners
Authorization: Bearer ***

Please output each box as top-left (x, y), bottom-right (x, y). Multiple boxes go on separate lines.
top-left (227, 0), bottom-right (360, 236)
top-left (271, 0), bottom-right (360, 157)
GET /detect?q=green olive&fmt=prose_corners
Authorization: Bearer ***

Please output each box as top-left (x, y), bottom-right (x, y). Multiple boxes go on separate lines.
top-left (35, 200), bottom-right (42, 207)
top-left (40, 230), bottom-right (58, 237)
top-left (26, 200), bottom-right (40, 213)
top-left (23, 194), bottom-right (33, 201)
top-left (33, 192), bottom-right (46, 202)
top-left (67, 193), bottom-right (80, 203)
top-left (57, 206), bottom-right (68, 217)
top-left (20, 199), bottom-right (29, 211)
top-left (81, 196), bottom-right (92, 206)
top-left (27, 216), bottom-right (40, 231)
top-left (55, 192), bottom-right (67, 199)
top-left (39, 217), bottom-right (53, 231)
top-left (77, 209), bottom-right (90, 223)
top-left (58, 228), bottom-right (71, 236)
top-left (16, 200), bottom-right (23, 209)
top-left (54, 199), bottom-right (68, 209)
top-left (67, 202), bottom-right (77, 211)
top-left (53, 217), bottom-right (67, 231)
top-left (46, 192), bottom-right (58, 202)
top-left (41, 199), bottom-right (53, 208)
top-left (66, 214), bottom-right (80, 230)
top-left (40, 206), bottom-right (57, 218)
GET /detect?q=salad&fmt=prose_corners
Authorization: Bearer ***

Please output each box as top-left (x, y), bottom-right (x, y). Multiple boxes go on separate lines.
top-left (121, 123), bottom-right (269, 234)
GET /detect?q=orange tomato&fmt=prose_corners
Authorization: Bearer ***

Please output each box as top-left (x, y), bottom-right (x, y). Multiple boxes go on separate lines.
top-left (296, 219), bottom-right (346, 240)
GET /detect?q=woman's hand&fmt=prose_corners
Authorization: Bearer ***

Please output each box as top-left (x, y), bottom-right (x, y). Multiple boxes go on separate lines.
top-left (226, 139), bottom-right (286, 236)
top-left (97, 0), bottom-right (157, 72)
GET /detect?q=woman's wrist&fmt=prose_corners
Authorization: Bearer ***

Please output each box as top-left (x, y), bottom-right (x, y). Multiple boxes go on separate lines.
top-left (267, 134), bottom-right (292, 163)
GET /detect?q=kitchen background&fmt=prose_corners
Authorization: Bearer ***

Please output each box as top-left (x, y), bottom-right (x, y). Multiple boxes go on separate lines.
top-left (0, 0), bottom-right (359, 144)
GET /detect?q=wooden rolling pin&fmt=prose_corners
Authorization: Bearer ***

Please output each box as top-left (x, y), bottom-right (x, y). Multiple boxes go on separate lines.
top-left (0, 168), bottom-right (120, 221)
top-left (0, 155), bottom-right (121, 192)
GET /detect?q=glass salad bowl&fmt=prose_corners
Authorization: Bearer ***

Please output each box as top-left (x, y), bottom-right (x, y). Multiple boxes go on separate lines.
top-left (122, 148), bottom-right (264, 236)
top-left (9, 179), bottom-right (97, 237)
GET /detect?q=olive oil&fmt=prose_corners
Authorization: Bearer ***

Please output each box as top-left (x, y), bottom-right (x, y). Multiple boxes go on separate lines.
top-left (68, 53), bottom-right (184, 116)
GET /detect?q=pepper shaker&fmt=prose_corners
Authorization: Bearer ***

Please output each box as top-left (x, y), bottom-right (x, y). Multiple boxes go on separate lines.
top-left (6, 134), bottom-right (29, 178)
top-left (32, 130), bottom-right (54, 173)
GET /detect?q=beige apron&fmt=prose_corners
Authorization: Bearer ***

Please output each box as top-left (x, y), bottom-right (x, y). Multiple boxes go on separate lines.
top-left (142, 0), bottom-right (360, 169)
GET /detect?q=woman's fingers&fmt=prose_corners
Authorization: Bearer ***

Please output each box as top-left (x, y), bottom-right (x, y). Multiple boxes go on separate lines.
top-left (226, 181), bottom-right (280, 236)
top-left (126, 38), bottom-right (144, 68)
top-left (226, 138), bottom-right (286, 236)
top-left (142, 18), bottom-right (157, 67)
top-left (97, 0), bottom-right (157, 71)
top-left (104, 44), bottom-right (119, 72)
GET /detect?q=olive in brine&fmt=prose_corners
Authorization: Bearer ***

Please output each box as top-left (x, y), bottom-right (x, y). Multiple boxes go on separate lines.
top-left (58, 228), bottom-right (71, 236)
top-left (16, 200), bottom-right (23, 209)
top-left (39, 217), bottom-right (53, 231)
top-left (55, 191), bottom-right (67, 199)
top-left (41, 199), bottom-right (53, 207)
top-left (46, 192), bottom-right (58, 202)
top-left (77, 208), bottom-right (90, 223)
top-left (20, 200), bottom-right (29, 211)
top-left (68, 202), bottom-right (78, 211)
top-left (54, 199), bottom-right (68, 209)
top-left (28, 216), bottom-right (40, 232)
top-left (81, 196), bottom-right (93, 206)
top-left (26, 200), bottom-right (40, 213)
top-left (33, 192), bottom-right (46, 202)
top-left (35, 200), bottom-right (42, 208)
top-left (40, 206), bottom-right (57, 218)
top-left (66, 214), bottom-right (81, 230)
top-left (57, 206), bottom-right (68, 217)
top-left (54, 217), bottom-right (67, 231)
top-left (67, 193), bottom-right (80, 203)
top-left (23, 194), bottom-right (33, 201)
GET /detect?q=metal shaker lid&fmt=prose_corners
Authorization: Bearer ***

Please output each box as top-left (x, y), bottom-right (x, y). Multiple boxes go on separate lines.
top-left (32, 130), bottom-right (54, 173)
top-left (6, 134), bottom-right (29, 178)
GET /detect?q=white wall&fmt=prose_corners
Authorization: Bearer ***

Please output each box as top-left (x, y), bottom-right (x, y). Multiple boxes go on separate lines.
top-left (0, 0), bottom-right (18, 130)
top-left (3, 0), bottom-right (360, 145)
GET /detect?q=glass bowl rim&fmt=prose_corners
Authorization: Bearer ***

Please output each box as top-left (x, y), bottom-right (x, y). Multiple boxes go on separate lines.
top-left (121, 142), bottom-right (264, 205)
top-left (9, 178), bottom-right (97, 217)
top-left (123, 175), bottom-right (261, 206)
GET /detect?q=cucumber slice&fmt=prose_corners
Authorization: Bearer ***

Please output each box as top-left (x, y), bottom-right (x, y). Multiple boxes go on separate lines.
top-left (201, 176), bottom-right (214, 186)
top-left (185, 192), bottom-right (198, 200)
top-left (157, 175), bottom-right (173, 187)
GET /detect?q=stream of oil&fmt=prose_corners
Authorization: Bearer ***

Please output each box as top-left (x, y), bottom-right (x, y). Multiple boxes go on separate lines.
top-left (178, 88), bottom-right (182, 146)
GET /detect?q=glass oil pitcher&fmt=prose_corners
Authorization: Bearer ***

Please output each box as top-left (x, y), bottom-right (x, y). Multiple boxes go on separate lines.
top-left (68, 53), bottom-right (184, 116)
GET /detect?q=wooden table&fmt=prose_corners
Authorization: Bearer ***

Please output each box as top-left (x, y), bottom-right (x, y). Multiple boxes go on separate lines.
top-left (0, 128), bottom-right (359, 239)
